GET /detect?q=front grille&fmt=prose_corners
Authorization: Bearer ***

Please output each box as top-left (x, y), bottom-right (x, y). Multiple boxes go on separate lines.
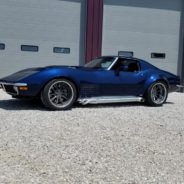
top-left (3, 85), bottom-right (17, 94)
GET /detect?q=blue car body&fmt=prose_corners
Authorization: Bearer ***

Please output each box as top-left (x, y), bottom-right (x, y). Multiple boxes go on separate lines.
top-left (0, 56), bottom-right (180, 109)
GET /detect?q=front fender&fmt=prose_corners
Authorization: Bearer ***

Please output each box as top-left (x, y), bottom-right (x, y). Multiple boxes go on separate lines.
top-left (19, 68), bottom-right (81, 96)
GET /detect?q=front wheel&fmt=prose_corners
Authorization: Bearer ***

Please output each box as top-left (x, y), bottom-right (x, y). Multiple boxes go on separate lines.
top-left (41, 79), bottom-right (77, 110)
top-left (146, 81), bottom-right (168, 106)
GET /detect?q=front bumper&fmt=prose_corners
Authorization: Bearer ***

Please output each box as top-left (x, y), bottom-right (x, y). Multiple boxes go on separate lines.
top-left (0, 82), bottom-right (28, 95)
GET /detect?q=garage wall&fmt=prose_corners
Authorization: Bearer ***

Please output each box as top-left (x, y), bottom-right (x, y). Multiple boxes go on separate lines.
top-left (102, 0), bottom-right (183, 74)
top-left (0, 0), bottom-right (85, 77)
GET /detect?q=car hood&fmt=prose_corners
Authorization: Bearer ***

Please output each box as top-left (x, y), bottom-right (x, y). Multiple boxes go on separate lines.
top-left (0, 67), bottom-right (42, 82)
top-left (0, 65), bottom-right (86, 83)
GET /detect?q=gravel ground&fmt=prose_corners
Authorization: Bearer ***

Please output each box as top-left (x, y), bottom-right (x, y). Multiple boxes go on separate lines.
top-left (0, 89), bottom-right (184, 184)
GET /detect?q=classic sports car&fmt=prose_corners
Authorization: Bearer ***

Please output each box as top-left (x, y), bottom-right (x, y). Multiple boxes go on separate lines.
top-left (0, 56), bottom-right (181, 110)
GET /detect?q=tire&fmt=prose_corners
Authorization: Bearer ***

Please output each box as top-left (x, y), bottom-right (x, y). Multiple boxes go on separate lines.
top-left (145, 81), bottom-right (168, 106)
top-left (41, 79), bottom-right (77, 110)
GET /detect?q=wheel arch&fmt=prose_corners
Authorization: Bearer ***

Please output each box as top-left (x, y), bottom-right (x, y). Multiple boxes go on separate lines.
top-left (38, 76), bottom-right (80, 99)
top-left (154, 79), bottom-right (169, 89)
top-left (144, 75), bottom-right (169, 95)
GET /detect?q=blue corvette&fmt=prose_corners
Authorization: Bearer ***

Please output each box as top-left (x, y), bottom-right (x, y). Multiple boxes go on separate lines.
top-left (0, 56), bottom-right (181, 110)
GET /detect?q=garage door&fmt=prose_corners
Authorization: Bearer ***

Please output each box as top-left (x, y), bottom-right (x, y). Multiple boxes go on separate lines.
top-left (102, 0), bottom-right (183, 74)
top-left (0, 0), bottom-right (85, 77)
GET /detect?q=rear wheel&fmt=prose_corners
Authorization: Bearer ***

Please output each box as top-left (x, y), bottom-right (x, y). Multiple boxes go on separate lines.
top-left (41, 79), bottom-right (77, 110)
top-left (146, 81), bottom-right (168, 106)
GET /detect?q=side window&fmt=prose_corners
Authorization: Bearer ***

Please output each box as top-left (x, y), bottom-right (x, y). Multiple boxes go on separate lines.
top-left (112, 59), bottom-right (140, 72)
top-left (127, 60), bottom-right (140, 72)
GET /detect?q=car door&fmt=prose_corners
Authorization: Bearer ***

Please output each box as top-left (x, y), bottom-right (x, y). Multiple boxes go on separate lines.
top-left (100, 58), bottom-right (146, 96)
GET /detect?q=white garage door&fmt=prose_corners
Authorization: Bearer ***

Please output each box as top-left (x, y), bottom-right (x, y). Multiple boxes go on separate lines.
top-left (0, 0), bottom-right (85, 77)
top-left (102, 0), bottom-right (183, 74)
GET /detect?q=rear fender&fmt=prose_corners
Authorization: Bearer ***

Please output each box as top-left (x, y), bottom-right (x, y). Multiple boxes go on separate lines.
top-left (144, 74), bottom-right (169, 93)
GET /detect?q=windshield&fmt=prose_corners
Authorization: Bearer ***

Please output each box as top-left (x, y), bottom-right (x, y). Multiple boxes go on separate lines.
top-left (84, 57), bottom-right (115, 69)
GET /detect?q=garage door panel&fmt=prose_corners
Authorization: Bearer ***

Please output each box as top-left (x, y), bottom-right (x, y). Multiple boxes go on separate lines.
top-left (0, 3), bottom-right (82, 42)
top-left (0, 37), bottom-right (80, 72)
top-left (0, 7), bottom-right (81, 28)
top-left (0, 0), bottom-right (83, 11)
top-left (0, 25), bottom-right (81, 43)
top-left (104, 0), bottom-right (183, 12)
top-left (103, 10), bottom-right (180, 35)
top-left (103, 31), bottom-right (179, 50)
